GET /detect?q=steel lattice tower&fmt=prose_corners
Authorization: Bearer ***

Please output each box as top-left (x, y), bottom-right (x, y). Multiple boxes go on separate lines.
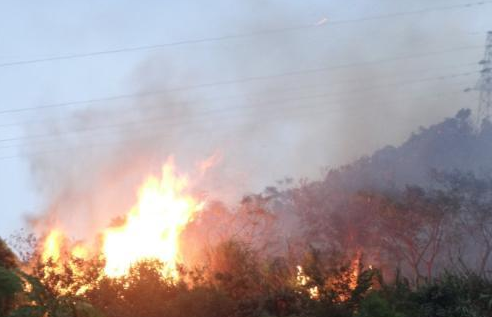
top-left (476, 31), bottom-right (492, 121)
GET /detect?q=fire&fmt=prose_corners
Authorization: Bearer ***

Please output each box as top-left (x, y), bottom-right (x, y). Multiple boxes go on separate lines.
top-left (296, 265), bottom-right (319, 299)
top-left (71, 244), bottom-right (89, 259)
top-left (102, 162), bottom-right (203, 278)
top-left (39, 160), bottom-right (204, 290)
top-left (296, 252), bottom-right (363, 302)
top-left (42, 229), bottom-right (63, 262)
top-left (348, 251), bottom-right (361, 290)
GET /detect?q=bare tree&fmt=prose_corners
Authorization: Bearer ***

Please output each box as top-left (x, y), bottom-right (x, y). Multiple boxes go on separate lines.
top-left (434, 171), bottom-right (492, 277)
top-left (375, 187), bottom-right (449, 285)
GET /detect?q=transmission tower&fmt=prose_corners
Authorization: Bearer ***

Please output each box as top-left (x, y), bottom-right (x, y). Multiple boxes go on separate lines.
top-left (476, 31), bottom-right (492, 122)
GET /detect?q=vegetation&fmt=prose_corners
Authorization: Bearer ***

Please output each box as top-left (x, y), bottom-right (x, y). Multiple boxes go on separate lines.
top-left (2, 110), bottom-right (492, 316)
top-left (1, 240), bottom-right (492, 317)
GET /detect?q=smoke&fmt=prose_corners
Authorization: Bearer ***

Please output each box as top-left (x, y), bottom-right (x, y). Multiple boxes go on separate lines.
top-left (22, 0), bottom-right (484, 240)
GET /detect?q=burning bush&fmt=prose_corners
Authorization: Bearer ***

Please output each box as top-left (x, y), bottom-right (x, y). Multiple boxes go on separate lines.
top-left (4, 155), bottom-right (492, 316)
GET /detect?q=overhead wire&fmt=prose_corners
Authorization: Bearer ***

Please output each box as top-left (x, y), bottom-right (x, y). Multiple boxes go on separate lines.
top-left (0, 70), bottom-right (476, 149)
top-left (0, 61), bottom-right (477, 129)
top-left (0, 85), bottom-right (475, 162)
top-left (0, 45), bottom-right (482, 116)
top-left (0, 0), bottom-right (490, 68)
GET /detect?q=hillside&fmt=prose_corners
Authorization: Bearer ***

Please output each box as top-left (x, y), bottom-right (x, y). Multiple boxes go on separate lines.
top-left (323, 109), bottom-right (492, 191)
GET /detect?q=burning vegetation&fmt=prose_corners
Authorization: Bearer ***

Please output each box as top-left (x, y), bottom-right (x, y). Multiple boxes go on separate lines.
top-left (1, 112), bottom-right (492, 317)
top-left (5, 0), bottom-right (492, 315)
top-left (36, 160), bottom-right (204, 295)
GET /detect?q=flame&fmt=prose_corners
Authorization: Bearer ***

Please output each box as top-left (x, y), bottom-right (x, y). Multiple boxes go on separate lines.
top-left (296, 251), bottom-right (362, 302)
top-left (71, 244), bottom-right (89, 260)
top-left (42, 229), bottom-right (63, 262)
top-left (348, 250), bottom-right (362, 290)
top-left (38, 159), bottom-right (205, 294)
top-left (102, 162), bottom-right (203, 278)
top-left (296, 265), bottom-right (319, 299)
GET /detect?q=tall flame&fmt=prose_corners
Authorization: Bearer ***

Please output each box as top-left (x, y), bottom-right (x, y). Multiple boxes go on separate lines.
top-left (42, 229), bottom-right (63, 263)
top-left (102, 162), bottom-right (203, 278)
top-left (39, 160), bottom-right (204, 287)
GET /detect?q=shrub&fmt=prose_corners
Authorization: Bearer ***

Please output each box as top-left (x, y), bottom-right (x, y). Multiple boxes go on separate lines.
top-left (356, 292), bottom-right (403, 317)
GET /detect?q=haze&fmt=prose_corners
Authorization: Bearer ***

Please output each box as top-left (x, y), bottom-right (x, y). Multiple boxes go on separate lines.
top-left (0, 0), bottom-right (491, 237)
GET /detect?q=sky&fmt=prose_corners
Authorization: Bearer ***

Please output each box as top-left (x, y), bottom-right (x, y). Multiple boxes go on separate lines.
top-left (0, 0), bottom-right (491, 238)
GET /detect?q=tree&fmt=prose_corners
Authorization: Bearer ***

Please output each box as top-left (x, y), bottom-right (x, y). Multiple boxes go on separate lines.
top-left (86, 260), bottom-right (177, 317)
top-left (0, 238), bottom-right (20, 316)
top-left (0, 267), bottom-right (22, 317)
top-left (432, 171), bottom-right (492, 277)
top-left (375, 186), bottom-right (449, 285)
top-left (8, 270), bottom-right (104, 317)
top-left (291, 182), bottom-right (379, 263)
top-left (209, 240), bottom-right (263, 302)
top-left (0, 238), bottom-right (17, 269)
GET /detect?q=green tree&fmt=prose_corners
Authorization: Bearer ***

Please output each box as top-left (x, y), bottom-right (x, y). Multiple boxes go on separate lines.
top-left (0, 267), bottom-right (22, 317)
top-left (0, 239), bottom-right (17, 270)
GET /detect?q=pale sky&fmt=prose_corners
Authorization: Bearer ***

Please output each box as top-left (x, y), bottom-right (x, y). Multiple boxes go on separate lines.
top-left (0, 0), bottom-right (491, 238)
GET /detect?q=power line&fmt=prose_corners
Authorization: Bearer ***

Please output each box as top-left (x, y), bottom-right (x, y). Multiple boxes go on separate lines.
top-left (0, 71), bottom-right (475, 144)
top-left (0, 71), bottom-right (475, 146)
top-left (0, 0), bottom-right (490, 68)
top-left (0, 61), bottom-right (476, 129)
top-left (0, 45), bottom-right (481, 115)
top-left (0, 87), bottom-right (474, 162)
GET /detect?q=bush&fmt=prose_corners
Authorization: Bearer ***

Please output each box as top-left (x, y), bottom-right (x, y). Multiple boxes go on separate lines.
top-left (356, 292), bottom-right (403, 317)
top-left (164, 286), bottom-right (235, 317)
top-left (413, 273), bottom-right (492, 317)
top-left (0, 267), bottom-right (22, 317)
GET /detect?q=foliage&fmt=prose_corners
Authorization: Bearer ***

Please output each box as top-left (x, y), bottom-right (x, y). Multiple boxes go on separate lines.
top-left (356, 292), bottom-right (403, 317)
top-left (3, 236), bottom-right (492, 317)
top-left (412, 273), bottom-right (492, 317)
top-left (0, 267), bottom-right (22, 317)
top-left (31, 253), bottom-right (105, 297)
top-left (163, 286), bottom-right (235, 317)
top-left (6, 137), bottom-right (492, 316)
top-left (0, 239), bottom-right (17, 269)
top-left (6, 269), bottom-right (104, 317)
top-left (7, 230), bottom-right (37, 264)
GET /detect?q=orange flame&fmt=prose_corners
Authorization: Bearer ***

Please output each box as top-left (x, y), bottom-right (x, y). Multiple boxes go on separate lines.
top-left (102, 162), bottom-right (203, 278)
top-left (39, 160), bottom-right (204, 288)
top-left (296, 265), bottom-right (319, 299)
top-left (42, 229), bottom-right (63, 263)
top-left (348, 250), bottom-right (362, 290)
top-left (71, 244), bottom-right (89, 260)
